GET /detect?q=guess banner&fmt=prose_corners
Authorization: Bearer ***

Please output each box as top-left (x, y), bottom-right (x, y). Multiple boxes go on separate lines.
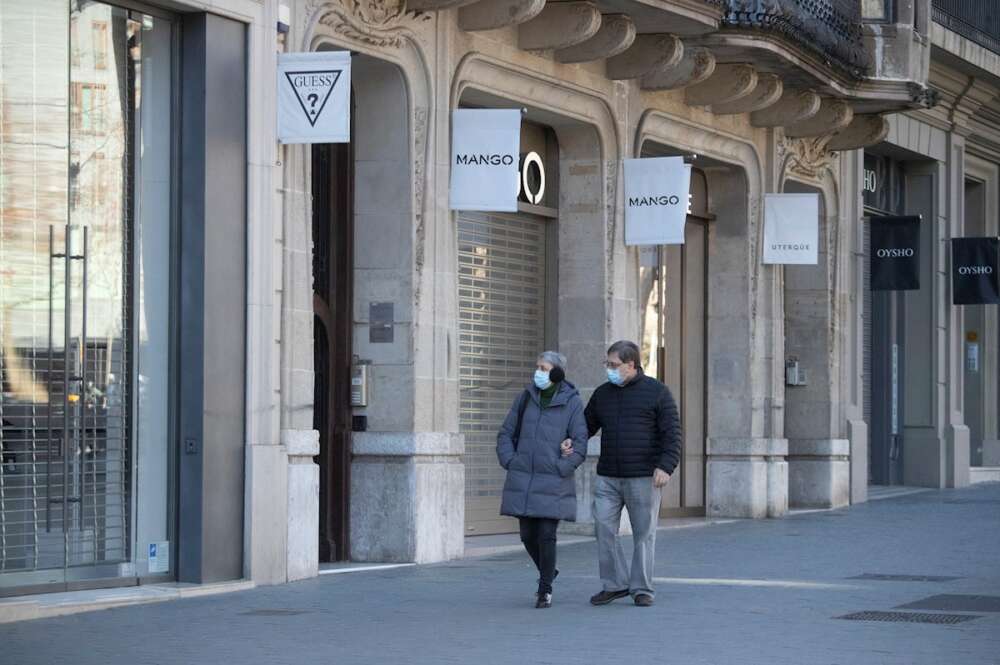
top-left (449, 109), bottom-right (521, 212)
top-left (952, 237), bottom-right (1000, 305)
top-left (871, 215), bottom-right (921, 291)
top-left (762, 193), bottom-right (819, 265)
top-left (624, 157), bottom-right (691, 246)
top-left (277, 51), bottom-right (351, 144)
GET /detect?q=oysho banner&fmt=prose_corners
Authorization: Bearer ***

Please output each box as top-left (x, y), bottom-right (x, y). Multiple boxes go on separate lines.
top-left (277, 51), bottom-right (351, 144)
top-left (871, 215), bottom-right (921, 291)
top-left (762, 193), bottom-right (819, 265)
top-left (952, 237), bottom-right (1000, 305)
top-left (624, 157), bottom-right (691, 246)
top-left (449, 109), bottom-right (521, 212)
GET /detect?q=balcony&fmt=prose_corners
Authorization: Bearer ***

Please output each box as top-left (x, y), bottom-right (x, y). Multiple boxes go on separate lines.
top-left (416, 0), bottom-right (934, 148)
top-left (721, 0), bottom-right (871, 78)
top-left (932, 0), bottom-right (1000, 55)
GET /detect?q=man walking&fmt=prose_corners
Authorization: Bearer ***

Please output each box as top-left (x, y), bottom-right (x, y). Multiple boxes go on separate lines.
top-left (573, 340), bottom-right (681, 607)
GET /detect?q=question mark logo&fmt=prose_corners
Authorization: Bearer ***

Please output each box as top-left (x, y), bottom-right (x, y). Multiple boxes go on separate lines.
top-left (307, 93), bottom-right (319, 116)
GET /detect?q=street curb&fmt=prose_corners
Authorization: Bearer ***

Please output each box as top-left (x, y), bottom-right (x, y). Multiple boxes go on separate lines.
top-left (0, 580), bottom-right (255, 624)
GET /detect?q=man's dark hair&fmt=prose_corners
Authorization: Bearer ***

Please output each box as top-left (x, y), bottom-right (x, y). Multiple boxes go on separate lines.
top-left (607, 340), bottom-right (642, 370)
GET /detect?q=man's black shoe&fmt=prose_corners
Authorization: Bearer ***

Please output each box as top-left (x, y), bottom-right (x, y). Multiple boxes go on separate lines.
top-left (535, 592), bottom-right (552, 609)
top-left (590, 589), bottom-right (629, 606)
top-left (634, 594), bottom-right (654, 607)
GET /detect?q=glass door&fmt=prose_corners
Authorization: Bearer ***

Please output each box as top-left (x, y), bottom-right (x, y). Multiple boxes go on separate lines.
top-left (0, 0), bottom-right (174, 593)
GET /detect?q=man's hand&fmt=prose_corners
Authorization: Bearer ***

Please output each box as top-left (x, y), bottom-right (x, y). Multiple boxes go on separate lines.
top-left (560, 439), bottom-right (573, 458)
top-left (653, 468), bottom-right (671, 488)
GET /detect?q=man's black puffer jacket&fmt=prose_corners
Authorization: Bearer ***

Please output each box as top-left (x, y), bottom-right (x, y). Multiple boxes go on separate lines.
top-left (584, 371), bottom-right (682, 477)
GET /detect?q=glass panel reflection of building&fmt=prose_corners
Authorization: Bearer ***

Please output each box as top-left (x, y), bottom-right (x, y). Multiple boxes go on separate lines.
top-left (1, 0), bottom-right (173, 582)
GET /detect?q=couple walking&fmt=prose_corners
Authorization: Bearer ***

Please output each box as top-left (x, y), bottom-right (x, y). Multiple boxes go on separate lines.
top-left (496, 340), bottom-right (682, 609)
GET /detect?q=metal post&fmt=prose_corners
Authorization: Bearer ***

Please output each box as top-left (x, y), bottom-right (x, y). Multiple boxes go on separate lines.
top-left (46, 226), bottom-right (55, 533)
top-left (79, 227), bottom-right (88, 532)
top-left (62, 226), bottom-right (72, 563)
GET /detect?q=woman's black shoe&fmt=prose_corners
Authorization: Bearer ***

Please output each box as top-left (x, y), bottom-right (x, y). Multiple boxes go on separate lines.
top-left (589, 589), bottom-right (630, 605)
top-left (535, 592), bottom-right (552, 608)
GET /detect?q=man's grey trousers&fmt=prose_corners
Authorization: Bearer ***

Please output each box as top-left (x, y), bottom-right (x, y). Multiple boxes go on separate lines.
top-left (594, 474), bottom-right (662, 597)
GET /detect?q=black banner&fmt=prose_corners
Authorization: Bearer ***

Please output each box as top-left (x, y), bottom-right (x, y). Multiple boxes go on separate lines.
top-left (871, 215), bottom-right (921, 291)
top-left (952, 237), bottom-right (1000, 305)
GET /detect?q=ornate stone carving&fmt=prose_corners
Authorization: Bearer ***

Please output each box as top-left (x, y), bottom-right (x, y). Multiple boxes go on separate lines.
top-left (520, 2), bottom-right (602, 51)
top-left (605, 160), bottom-right (618, 335)
top-left (640, 46), bottom-right (715, 91)
top-left (783, 98), bottom-right (853, 139)
top-left (318, 0), bottom-right (429, 48)
top-left (685, 63), bottom-right (757, 107)
top-left (826, 114), bottom-right (889, 151)
top-left (555, 14), bottom-right (636, 64)
top-left (712, 73), bottom-right (783, 115)
top-left (606, 34), bottom-right (683, 80)
top-left (783, 135), bottom-right (836, 180)
top-left (413, 107), bottom-right (429, 305)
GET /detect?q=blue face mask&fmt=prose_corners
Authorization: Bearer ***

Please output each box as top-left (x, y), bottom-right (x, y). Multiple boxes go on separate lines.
top-left (534, 369), bottom-right (552, 390)
top-left (606, 367), bottom-right (625, 386)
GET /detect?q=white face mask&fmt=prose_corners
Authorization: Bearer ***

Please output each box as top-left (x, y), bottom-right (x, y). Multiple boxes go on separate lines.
top-left (534, 369), bottom-right (552, 390)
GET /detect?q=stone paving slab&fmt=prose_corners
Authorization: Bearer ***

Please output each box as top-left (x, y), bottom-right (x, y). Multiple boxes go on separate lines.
top-left (2, 483), bottom-right (999, 665)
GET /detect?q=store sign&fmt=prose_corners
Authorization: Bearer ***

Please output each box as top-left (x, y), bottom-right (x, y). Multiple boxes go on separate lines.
top-left (277, 51), bottom-right (351, 144)
top-left (518, 152), bottom-right (546, 205)
top-left (952, 237), bottom-right (1000, 304)
top-left (623, 156), bottom-right (691, 246)
top-left (863, 168), bottom-right (878, 194)
top-left (871, 215), bottom-right (921, 291)
top-left (450, 109), bottom-right (521, 212)
top-left (762, 193), bottom-right (819, 265)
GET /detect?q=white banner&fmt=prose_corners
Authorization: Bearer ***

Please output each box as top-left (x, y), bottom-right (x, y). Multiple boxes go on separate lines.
top-left (449, 109), bottom-right (521, 212)
top-left (624, 157), bottom-right (691, 246)
top-left (278, 51), bottom-right (351, 144)
top-left (762, 193), bottom-right (819, 264)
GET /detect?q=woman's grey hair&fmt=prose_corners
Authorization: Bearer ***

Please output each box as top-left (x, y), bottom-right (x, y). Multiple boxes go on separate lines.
top-left (537, 350), bottom-right (567, 369)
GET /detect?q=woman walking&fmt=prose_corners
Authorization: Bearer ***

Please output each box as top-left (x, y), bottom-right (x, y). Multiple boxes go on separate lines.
top-left (496, 351), bottom-right (589, 608)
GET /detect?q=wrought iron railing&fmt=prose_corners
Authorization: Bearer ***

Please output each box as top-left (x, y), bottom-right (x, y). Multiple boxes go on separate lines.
top-left (722, 0), bottom-right (872, 78)
top-left (933, 0), bottom-right (1000, 55)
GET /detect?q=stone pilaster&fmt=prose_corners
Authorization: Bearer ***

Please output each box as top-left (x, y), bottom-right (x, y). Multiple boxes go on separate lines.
top-left (350, 433), bottom-right (465, 563)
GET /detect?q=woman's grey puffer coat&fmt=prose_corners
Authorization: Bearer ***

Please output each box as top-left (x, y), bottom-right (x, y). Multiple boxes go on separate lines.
top-left (496, 381), bottom-right (589, 521)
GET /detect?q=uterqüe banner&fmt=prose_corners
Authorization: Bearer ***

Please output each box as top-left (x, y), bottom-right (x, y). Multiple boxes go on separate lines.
top-left (623, 157), bottom-right (691, 246)
top-left (870, 215), bottom-right (921, 291)
top-left (449, 109), bottom-right (521, 212)
top-left (762, 193), bottom-right (819, 265)
top-left (952, 237), bottom-right (1000, 305)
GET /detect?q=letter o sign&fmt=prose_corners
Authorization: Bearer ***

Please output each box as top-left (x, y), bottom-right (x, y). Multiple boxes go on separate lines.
top-left (518, 151), bottom-right (546, 205)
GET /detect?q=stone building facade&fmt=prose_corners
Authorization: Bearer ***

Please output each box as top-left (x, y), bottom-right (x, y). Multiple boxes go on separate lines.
top-left (274, 0), bottom-right (944, 573)
top-left (1, 0), bottom-right (997, 597)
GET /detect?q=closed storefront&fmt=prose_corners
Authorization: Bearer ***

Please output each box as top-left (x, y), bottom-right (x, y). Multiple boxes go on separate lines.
top-left (459, 122), bottom-right (557, 535)
top-left (1, 0), bottom-right (249, 595)
top-left (0, 0), bottom-right (176, 593)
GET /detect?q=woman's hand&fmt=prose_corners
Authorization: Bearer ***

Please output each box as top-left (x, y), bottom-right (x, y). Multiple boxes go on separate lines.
top-left (560, 439), bottom-right (573, 458)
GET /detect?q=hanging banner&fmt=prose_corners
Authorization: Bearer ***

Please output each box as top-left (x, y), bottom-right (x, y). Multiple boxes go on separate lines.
top-left (277, 51), bottom-right (351, 144)
top-left (623, 157), bottom-right (691, 246)
top-left (762, 193), bottom-right (819, 264)
top-left (952, 237), bottom-right (1000, 304)
top-left (871, 215), bottom-right (921, 291)
top-left (449, 109), bottom-right (521, 212)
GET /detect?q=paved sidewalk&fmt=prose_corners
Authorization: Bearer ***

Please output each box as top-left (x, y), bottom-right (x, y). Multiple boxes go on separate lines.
top-left (3, 483), bottom-right (1000, 665)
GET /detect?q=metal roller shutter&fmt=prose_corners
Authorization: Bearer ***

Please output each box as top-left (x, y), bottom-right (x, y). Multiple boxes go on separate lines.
top-left (458, 211), bottom-right (547, 535)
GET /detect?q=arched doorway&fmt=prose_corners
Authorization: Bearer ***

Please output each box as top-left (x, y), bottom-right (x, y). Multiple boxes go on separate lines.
top-left (639, 163), bottom-right (711, 517)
